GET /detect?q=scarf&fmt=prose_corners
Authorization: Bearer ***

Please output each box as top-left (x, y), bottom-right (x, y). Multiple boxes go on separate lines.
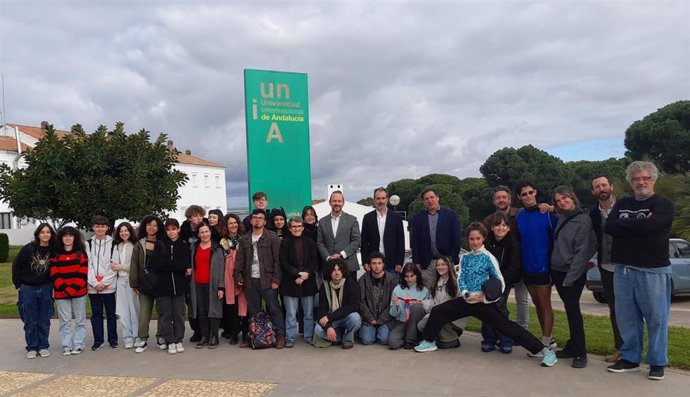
top-left (327, 280), bottom-right (345, 312)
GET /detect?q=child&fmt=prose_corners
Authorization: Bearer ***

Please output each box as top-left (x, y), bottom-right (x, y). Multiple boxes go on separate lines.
top-left (111, 222), bottom-right (140, 349)
top-left (51, 226), bottom-right (89, 356)
top-left (150, 219), bottom-right (191, 354)
top-left (417, 256), bottom-right (467, 349)
top-left (388, 263), bottom-right (429, 349)
top-left (414, 222), bottom-right (558, 368)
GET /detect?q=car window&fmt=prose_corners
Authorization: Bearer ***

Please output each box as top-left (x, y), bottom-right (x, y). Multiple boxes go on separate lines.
top-left (673, 240), bottom-right (690, 258)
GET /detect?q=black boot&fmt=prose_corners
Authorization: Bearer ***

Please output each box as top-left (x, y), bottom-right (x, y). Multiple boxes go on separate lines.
top-left (195, 337), bottom-right (209, 349)
top-left (208, 335), bottom-right (220, 349)
top-left (229, 335), bottom-right (238, 345)
top-left (190, 332), bottom-right (202, 343)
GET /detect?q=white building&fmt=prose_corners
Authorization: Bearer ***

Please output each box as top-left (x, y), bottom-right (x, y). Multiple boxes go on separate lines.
top-left (0, 123), bottom-right (226, 244)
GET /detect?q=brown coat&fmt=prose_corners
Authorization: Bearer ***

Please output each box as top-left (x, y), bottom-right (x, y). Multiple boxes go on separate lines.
top-left (234, 229), bottom-right (282, 290)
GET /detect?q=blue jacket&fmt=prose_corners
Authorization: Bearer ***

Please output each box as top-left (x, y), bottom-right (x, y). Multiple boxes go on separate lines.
top-left (516, 207), bottom-right (558, 274)
top-left (411, 207), bottom-right (461, 269)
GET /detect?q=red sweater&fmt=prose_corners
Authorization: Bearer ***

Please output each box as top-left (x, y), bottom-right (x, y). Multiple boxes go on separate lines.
top-left (50, 250), bottom-right (89, 299)
top-left (194, 246), bottom-right (211, 284)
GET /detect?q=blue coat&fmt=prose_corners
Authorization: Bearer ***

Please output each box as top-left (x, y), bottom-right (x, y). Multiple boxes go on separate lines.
top-left (410, 207), bottom-right (461, 269)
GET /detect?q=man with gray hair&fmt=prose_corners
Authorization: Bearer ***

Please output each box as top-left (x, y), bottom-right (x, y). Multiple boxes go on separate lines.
top-left (604, 161), bottom-right (675, 380)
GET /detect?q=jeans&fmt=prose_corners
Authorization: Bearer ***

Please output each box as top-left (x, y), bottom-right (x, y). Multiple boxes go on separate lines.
top-left (360, 322), bottom-right (390, 345)
top-left (18, 283), bottom-right (53, 351)
top-left (615, 265), bottom-right (671, 366)
top-left (115, 277), bottom-right (139, 345)
top-left (552, 270), bottom-right (587, 356)
top-left (513, 280), bottom-right (530, 329)
top-left (56, 296), bottom-right (87, 350)
top-left (89, 293), bottom-right (117, 345)
top-left (284, 295), bottom-right (314, 343)
top-left (245, 279), bottom-right (285, 335)
top-left (314, 312), bottom-right (361, 344)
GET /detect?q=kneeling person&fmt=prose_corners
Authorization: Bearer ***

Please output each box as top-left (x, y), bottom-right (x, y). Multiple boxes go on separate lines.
top-left (358, 252), bottom-right (398, 345)
top-left (314, 258), bottom-right (361, 349)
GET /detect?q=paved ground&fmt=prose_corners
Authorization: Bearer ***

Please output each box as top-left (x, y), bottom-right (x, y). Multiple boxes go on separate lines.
top-left (0, 319), bottom-right (688, 396)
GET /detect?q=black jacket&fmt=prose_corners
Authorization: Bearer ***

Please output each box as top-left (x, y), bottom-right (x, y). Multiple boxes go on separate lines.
top-left (360, 209), bottom-right (405, 271)
top-left (315, 278), bottom-right (360, 330)
top-left (280, 235), bottom-right (319, 297)
top-left (149, 238), bottom-right (190, 297)
top-left (486, 232), bottom-right (522, 289)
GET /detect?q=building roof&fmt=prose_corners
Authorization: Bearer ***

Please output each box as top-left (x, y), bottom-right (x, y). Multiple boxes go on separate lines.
top-left (1, 123), bottom-right (225, 168)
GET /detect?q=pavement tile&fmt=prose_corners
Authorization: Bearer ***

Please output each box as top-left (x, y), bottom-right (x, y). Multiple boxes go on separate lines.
top-left (0, 371), bottom-right (53, 395)
top-left (11, 374), bottom-right (156, 397)
top-left (140, 379), bottom-right (275, 397)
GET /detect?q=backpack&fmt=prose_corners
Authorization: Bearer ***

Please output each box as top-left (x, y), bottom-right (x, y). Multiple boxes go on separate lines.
top-left (248, 311), bottom-right (276, 349)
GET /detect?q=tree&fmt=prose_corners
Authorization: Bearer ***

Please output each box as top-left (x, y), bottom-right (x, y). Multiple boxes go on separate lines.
top-left (480, 145), bottom-right (573, 203)
top-left (0, 123), bottom-right (188, 228)
top-left (625, 101), bottom-right (690, 174)
top-left (357, 197), bottom-right (374, 207)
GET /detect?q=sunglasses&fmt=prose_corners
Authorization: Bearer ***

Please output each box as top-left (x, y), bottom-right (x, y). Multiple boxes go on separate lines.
top-left (520, 190), bottom-right (536, 197)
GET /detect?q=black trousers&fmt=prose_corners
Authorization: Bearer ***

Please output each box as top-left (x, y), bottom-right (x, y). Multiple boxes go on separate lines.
top-left (600, 266), bottom-right (623, 349)
top-left (195, 284), bottom-right (219, 339)
top-left (156, 295), bottom-right (186, 344)
top-left (221, 302), bottom-right (248, 338)
top-left (552, 270), bottom-right (587, 356)
top-left (422, 297), bottom-right (544, 354)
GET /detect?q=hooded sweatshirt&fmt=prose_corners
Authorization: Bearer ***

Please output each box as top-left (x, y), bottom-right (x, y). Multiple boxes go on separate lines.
top-left (86, 235), bottom-right (119, 294)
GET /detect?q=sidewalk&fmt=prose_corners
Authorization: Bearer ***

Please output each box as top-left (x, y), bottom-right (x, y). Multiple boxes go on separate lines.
top-left (0, 319), bottom-right (687, 396)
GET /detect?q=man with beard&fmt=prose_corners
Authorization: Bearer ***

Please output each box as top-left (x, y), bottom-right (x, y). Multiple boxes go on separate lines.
top-left (317, 191), bottom-right (361, 280)
top-left (589, 176), bottom-right (622, 363)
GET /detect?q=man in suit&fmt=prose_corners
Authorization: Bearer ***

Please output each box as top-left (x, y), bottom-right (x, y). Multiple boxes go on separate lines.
top-left (317, 191), bottom-right (361, 279)
top-left (361, 187), bottom-right (405, 274)
top-left (410, 187), bottom-right (461, 288)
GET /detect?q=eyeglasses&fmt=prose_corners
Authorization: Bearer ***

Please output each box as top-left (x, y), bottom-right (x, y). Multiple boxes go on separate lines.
top-left (252, 216), bottom-right (265, 220)
top-left (632, 176), bottom-right (653, 183)
top-left (289, 225), bottom-right (304, 229)
top-left (520, 190), bottom-right (536, 197)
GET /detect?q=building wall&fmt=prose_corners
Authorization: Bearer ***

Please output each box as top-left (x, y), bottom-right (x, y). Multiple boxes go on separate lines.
top-left (169, 163), bottom-right (227, 222)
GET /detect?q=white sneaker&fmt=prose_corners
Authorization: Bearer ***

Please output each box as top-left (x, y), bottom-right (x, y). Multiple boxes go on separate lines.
top-left (71, 348), bottom-right (83, 355)
top-left (38, 349), bottom-right (50, 358)
top-left (62, 348), bottom-right (72, 356)
top-left (135, 341), bottom-right (148, 353)
top-left (157, 337), bottom-right (167, 350)
top-left (124, 341), bottom-right (134, 349)
top-left (26, 350), bottom-right (37, 359)
top-left (175, 342), bottom-right (185, 353)
top-left (167, 343), bottom-right (177, 355)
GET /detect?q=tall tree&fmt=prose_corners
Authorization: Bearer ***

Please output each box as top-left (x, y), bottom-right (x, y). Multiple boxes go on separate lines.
top-left (625, 100), bottom-right (690, 174)
top-left (0, 123), bottom-right (187, 228)
top-left (479, 145), bottom-right (573, 203)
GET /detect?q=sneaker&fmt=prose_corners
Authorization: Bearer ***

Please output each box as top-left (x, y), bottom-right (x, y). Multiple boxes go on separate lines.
top-left (403, 342), bottom-right (415, 350)
top-left (342, 341), bottom-right (354, 349)
top-left (481, 342), bottom-right (496, 352)
top-left (499, 344), bottom-right (513, 354)
top-left (62, 348), bottom-right (72, 356)
top-left (527, 350), bottom-right (544, 358)
top-left (648, 365), bottom-right (665, 380)
top-left (157, 337), bottom-right (167, 350)
top-left (135, 341), bottom-right (148, 353)
top-left (285, 340), bottom-right (294, 348)
top-left (189, 333), bottom-right (202, 343)
top-left (70, 348), bottom-right (83, 355)
top-left (572, 356), bottom-right (588, 368)
top-left (540, 349), bottom-right (558, 367)
top-left (124, 342), bottom-right (134, 349)
top-left (437, 339), bottom-right (460, 349)
top-left (109, 342), bottom-right (118, 349)
top-left (91, 343), bottom-right (103, 351)
top-left (547, 338), bottom-right (557, 349)
top-left (167, 343), bottom-right (177, 355)
top-left (605, 351), bottom-right (621, 363)
top-left (414, 340), bottom-right (437, 353)
top-left (175, 342), bottom-right (185, 353)
top-left (38, 349), bottom-right (50, 358)
top-left (26, 350), bottom-right (37, 359)
top-left (607, 359), bottom-right (640, 373)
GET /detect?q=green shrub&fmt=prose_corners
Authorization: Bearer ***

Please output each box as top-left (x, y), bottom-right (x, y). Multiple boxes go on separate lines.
top-left (0, 234), bottom-right (8, 262)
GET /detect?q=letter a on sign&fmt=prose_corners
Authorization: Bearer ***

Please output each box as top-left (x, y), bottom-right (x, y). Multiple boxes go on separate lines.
top-left (266, 122), bottom-right (284, 143)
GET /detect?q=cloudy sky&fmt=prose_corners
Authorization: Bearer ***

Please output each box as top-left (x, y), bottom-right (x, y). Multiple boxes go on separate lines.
top-left (1, 0), bottom-right (688, 208)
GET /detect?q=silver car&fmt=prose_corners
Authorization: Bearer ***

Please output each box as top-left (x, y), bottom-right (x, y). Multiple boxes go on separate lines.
top-left (586, 238), bottom-right (690, 303)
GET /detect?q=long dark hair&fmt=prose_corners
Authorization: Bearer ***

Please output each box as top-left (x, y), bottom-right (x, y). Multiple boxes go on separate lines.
top-left (302, 205), bottom-right (319, 224)
top-left (113, 222), bottom-right (138, 245)
top-left (32, 223), bottom-right (56, 247)
top-left (137, 215), bottom-right (165, 241)
top-left (400, 263), bottom-right (424, 291)
top-left (430, 256), bottom-right (458, 299)
top-left (56, 226), bottom-right (85, 253)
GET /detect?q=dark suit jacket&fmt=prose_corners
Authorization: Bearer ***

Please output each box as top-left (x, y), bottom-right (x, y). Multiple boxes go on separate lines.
top-left (360, 209), bottom-right (405, 271)
top-left (410, 207), bottom-right (461, 269)
top-left (317, 212), bottom-right (361, 272)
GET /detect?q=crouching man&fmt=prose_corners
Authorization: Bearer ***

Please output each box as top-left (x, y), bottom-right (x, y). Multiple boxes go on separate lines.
top-left (314, 258), bottom-right (361, 349)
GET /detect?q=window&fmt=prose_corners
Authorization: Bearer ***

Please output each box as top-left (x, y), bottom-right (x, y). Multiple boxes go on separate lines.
top-left (204, 174), bottom-right (209, 188)
top-left (215, 175), bottom-right (221, 188)
top-left (673, 240), bottom-right (690, 258)
top-left (191, 173), bottom-right (198, 187)
top-left (0, 212), bottom-right (12, 229)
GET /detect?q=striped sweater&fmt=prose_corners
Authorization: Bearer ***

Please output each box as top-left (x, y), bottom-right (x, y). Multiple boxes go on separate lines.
top-left (50, 250), bottom-right (89, 299)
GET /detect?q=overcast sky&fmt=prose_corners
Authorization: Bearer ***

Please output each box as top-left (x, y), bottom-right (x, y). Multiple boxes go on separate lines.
top-left (1, 0), bottom-right (688, 208)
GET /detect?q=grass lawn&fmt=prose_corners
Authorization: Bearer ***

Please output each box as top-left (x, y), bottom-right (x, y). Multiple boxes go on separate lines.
top-left (2, 246), bottom-right (689, 369)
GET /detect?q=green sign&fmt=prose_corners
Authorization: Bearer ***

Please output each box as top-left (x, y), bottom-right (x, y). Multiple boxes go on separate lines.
top-left (244, 69), bottom-right (311, 217)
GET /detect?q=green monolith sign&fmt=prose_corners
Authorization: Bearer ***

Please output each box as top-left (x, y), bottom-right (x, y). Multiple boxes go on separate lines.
top-left (244, 69), bottom-right (311, 217)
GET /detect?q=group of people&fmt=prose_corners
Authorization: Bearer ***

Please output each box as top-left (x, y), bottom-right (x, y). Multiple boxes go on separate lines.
top-left (12, 160), bottom-right (674, 380)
